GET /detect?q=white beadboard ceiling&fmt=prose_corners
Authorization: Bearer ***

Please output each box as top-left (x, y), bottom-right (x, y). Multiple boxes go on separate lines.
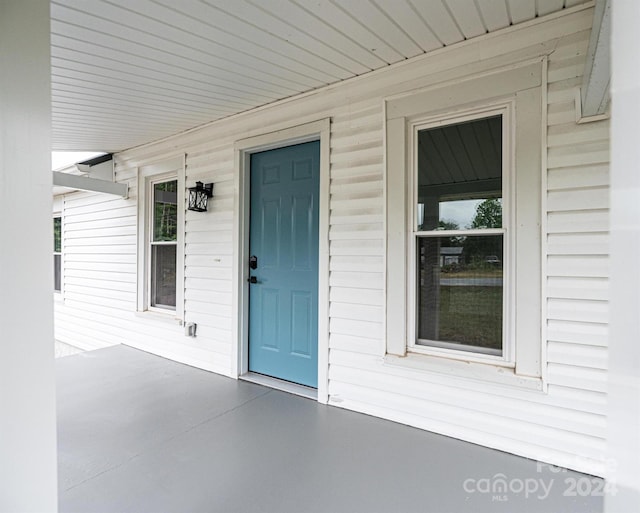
top-left (51, 0), bottom-right (589, 152)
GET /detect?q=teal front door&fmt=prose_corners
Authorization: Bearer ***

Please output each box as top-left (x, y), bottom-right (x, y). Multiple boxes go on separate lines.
top-left (248, 141), bottom-right (320, 388)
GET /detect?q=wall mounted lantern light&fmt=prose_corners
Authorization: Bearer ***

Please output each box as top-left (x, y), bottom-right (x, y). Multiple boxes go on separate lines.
top-left (187, 181), bottom-right (214, 212)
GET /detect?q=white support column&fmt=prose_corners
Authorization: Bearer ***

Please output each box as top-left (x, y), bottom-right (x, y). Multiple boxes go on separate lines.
top-left (0, 2), bottom-right (58, 512)
top-left (606, 0), bottom-right (640, 511)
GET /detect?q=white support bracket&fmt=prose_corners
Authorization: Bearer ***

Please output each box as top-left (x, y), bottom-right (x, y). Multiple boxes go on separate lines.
top-left (575, 88), bottom-right (610, 124)
top-left (579, 0), bottom-right (611, 120)
top-left (53, 171), bottom-right (128, 198)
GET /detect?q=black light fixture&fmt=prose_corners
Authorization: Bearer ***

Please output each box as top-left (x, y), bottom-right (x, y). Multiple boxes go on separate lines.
top-left (187, 181), bottom-right (214, 212)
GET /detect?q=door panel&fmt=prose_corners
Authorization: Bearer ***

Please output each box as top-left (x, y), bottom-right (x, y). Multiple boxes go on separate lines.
top-left (248, 141), bottom-right (320, 388)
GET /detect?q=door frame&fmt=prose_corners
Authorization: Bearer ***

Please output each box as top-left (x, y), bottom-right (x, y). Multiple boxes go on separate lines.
top-left (232, 119), bottom-right (330, 403)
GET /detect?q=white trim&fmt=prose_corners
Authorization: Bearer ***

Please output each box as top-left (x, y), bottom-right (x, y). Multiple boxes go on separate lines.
top-left (52, 171), bottom-right (128, 198)
top-left (385, 61), bottom-right (544, 387)
top-left (240, 373), bottom-right (317, 400)
top-left (136, 155), bottom-right (185, 321)
top-left (232, 119), bottom-right (331, 403)
top-left (53, 213), bottom-right (63, 297)
top-left (580, 0), bottom-right (610, 118)
top-left (385, 60), bottom-right (543, 121)
top-left (513, 74), bottom-right (544, 379)
top-left (575, 88), bottom-right (610, 124)
top-left (540, 57), bottom-right (550, 392)
top-left (381, 99), bottom-right (390, 357)
top-left (413, 228), bottom-right (505, 237)
top-left (385, 114), bottom-right (408, 356)
top-left (384, 354), bottom-right (543, 391)
top-left (406, 103), bottom-right (513, 366)
top-left (608, 0), bottom-right (640, 497)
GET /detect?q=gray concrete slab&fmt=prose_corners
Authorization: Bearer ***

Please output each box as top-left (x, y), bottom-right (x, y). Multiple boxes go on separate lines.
top-left (57, 345), bottom-right (604, 513)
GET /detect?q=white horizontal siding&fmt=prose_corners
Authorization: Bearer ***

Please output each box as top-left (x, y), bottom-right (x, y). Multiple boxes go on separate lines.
top-left (541, 8), bottom-right (610, 475)
top-left (325, 9), bottom-right (609, 477)
top-left (55, 189), bottom-right (137, 351)
top-left (54, 6), bottom-right (609, 477)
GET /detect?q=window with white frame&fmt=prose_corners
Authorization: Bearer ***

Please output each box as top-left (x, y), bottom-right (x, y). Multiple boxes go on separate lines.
top-left (150, 179), bottom-right (178, 309)
top-left (53, 216), bottom-right (62, 292)
top-left (412, 110), bottom-right (508, 359)
top-left (137, 156), bottom-right (185, 318)
top-left (385, 61), bottom-right (544, 383)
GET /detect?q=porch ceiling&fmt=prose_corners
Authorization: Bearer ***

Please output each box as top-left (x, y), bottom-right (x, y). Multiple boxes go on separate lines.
top-left (51, 0), bottom-right (589, 152)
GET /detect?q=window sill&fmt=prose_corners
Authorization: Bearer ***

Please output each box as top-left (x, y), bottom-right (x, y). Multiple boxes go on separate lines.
top-left (384, 352), bottom-right (544, 392)
top-left (135, 309), bottom-right (183, 325)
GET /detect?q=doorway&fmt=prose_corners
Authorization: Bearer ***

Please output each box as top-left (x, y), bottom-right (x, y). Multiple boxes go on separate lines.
top-left (247, 141), bottom-right (320, 388)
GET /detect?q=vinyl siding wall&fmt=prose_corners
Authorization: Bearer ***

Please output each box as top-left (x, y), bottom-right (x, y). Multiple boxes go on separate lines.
top-left (53, 5), bottom-right (609, 476)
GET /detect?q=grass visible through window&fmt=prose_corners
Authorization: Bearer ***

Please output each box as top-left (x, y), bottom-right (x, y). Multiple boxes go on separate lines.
top-left (437, 284), bottom-right (502, 350)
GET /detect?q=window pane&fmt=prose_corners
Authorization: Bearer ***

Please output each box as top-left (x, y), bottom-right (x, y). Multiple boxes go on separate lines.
top-left (153, 180), bottom-right (178, 241)
top-left (417, 235), bottom-right (503, 354)
top-left (54, 254), bottom-right (61, 292)
top-left (151, 244), bottom-right (176, 308)
top-left (416, 116), bottom-right (502, 231)
top-left (53, 217), bottom-right (61, 252)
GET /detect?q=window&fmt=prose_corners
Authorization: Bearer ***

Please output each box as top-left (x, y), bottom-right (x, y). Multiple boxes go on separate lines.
top-left (53, 216), bottom-right (61, 292)
top-left (385, 61), bottom-right (544, 383)
top-left (150, 180), bottom-right (178, 309)
top-left (136, 156), bottom-right (185, 318)
top-left (412, 112), bottom-right (506, 358)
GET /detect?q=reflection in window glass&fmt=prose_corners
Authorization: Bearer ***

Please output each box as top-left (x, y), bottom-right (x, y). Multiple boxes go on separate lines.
top-left (437, 198), bottom-right (503, 230)
top-left (150, 179), bottom-right (177, 310)
top-left (54, 217), bottom-right (61, 292)
top-left (416, 116), bottom-right (502, 231)
top-left (54, 254), bottom-right (61, 292)
top-left (54, 217), bottom-right (61, 252)
top-left (151, 244), bottom-right (176, 308)
top-left (417, 235), bottom-right (503, 354)
top-left (153, 180), bottom-right (178, 241)
top-left (415, 113), bottom-right (504, 356)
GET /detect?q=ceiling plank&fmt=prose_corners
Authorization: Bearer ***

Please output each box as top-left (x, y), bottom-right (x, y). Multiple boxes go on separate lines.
top-left (507, 0), bottom-right (536, 24)
top-left (252, 0), bottom-right (388, 71)
top-left (565, 0), bottom-right (590, 6)
top-left (374, 0), bottom-right (443, 52)
top-left (444, 0), bottom-right (487, 38)
top-left (337, 0), bottom-right (423, 58)
top-left (537, 0), bottom-right (566, 17)
top-left (197, 0), bottom-right (360, 78)
top-left (295, 0), bottom-right (404, 63)
top-left (476, 0), bottom-right (511, 31)
top-left (408, 0), bottom-right (465, 45)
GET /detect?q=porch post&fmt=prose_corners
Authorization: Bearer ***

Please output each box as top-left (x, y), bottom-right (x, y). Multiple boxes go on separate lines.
top-left (0, 1), bottom-right (58, 512)
top-left (607, 0), bottom-right (640, 511)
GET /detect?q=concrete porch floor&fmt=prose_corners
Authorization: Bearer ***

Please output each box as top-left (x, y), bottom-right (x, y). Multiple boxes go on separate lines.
top-left (57, 345), bottom-right (603, 513)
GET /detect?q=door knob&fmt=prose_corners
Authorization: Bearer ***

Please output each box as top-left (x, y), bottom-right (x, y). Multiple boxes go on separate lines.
top-left (248, 276), bottom-right (258, 284)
